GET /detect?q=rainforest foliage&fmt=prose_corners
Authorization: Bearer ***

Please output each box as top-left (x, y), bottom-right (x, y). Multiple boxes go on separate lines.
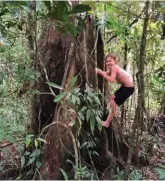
top-left (0, 1), bottom-right (165, 180)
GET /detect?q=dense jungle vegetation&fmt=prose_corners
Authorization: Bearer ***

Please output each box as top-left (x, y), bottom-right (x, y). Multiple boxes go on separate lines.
top-left (0, 1), bottom-right (165, 180)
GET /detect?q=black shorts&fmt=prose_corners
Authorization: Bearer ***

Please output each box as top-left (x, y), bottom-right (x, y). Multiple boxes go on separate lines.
top-left (114, 86), bottom-right (134, 106)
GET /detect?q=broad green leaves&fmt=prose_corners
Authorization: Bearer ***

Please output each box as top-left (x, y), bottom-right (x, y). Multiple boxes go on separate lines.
top-left (54, 92), bottom-right (67, 103)
top-left (69, 4), bottom-right (91, 14)
top-left (60, 168), bottom-right (69, 180)
top-left (46, 1), bottom-right (71, 22)
top-left (0, 1), bottom-right (91, 39)
top-left (22, 134), bottom-right (47, 169)
top-left (151, 74), bottom-right (165, 93)
top-left (25, 134), bottom-right (47, 149)
top-left (44, 2), bottom-right (91, 37)
top-left (114, 167), bottom-right (142, 180)
top-left (46, 82), bottom-right (64, 90)
top-left (68, 76), bottom-right (78, 89)
top-left (45, 2), bottom-right (91, 20)
top-left (50, 77), bottom-right (103, 134)
top-left (64, 22), bottom-right (78, 37)
top-left (154, 164), bottom-right (165, 180)
top-left (0, 1), bottom-right (27, 38)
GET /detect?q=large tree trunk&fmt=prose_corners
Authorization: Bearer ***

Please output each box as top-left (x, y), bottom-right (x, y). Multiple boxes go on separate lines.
top-left (33, 18), bottom-right (113, 179)
top-left (25, 14), bottom-right (133, 181)
top-left (29, 22), bottom-right (71, 135)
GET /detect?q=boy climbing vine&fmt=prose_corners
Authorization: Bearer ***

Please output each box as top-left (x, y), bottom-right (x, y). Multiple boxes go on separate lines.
top-left (96, 54), bottom-right (134, 127)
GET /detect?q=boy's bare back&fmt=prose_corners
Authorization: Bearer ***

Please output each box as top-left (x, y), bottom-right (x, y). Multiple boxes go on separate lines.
top-left (112, 65), bottom-right (133, 87)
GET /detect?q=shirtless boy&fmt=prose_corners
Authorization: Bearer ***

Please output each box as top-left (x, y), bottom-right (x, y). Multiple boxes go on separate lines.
top-left (96, 54), bottom-right (134, 127)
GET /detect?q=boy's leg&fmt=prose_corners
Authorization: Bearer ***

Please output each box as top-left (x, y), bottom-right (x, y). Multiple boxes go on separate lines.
top-left (102, 95), bottom-right (116, 127)
top-left (102, 87), bottom-right (134, 127)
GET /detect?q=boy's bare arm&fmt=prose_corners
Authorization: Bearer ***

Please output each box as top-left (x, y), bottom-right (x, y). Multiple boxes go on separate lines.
top-left (96, 66), bottom-right (117, 83)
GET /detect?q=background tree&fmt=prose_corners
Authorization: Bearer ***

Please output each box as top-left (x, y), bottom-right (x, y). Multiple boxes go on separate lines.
top-left (1, 1), bottom-right (165, 180)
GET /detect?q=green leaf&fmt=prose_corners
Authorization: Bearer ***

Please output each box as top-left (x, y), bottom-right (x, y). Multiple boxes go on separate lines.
top-left (54, 92), bottom-right (66, 102)
top-left (72, 94), bottom-right (77, 105)
top-left (21, 5), bottom-right (31, 13)
top-left (154, 165), bottom-right (165, 179)
top-left (36, 10), bottom-right (46, 18)
top-left (0, 8), bottom-right (9, 16)
top-left (37, 137), bottom-right (47, 144)
top-left (96, 116), bottom-right (102, 132)
top-left (30, 149), bottom-right (41, 158)
top-left (87, 96), bottom-right (92, 103)
top-left (26, 134), bottom-right (35, 138)
top-left (26, 137), bottom-right (31, 148)
top-left (27, 156), bottom-right (35, 166)
top-left (81, 106), bottom-right (87, 112)
top-left (46, 82), bottom-right (64, 90)
top-left (66, 92), bottom-right (71, 100)
top-left (0, 132), bottom-right (5, 142)
top-left (24, 151), bottom-right (31, 156)
top-left (0, 164), bottom-right (3, 172)
top-left (74, 87), bottom-right (80, 93)
top-left (47, 2), bottom-right (70, 22)
top-left (80, 142), bottom-right (88, 149)
top-left (69, 4), bottom-right (91, 14)
top-left (78, 112), bottom-right (85, 120)
top-left (21, 156), bottom-right (25, 168)
top-left (65, 22), bottom-right (78, 37)
top-left (44, 1), bottom-right (51, 11)
top-left (93, 151), bottom-right (99, 156)
top-left (76, 96), bottom-right (80, 105)
top-left (90, 116), bottom-right (95, 134)
top-left (33, 90), bottom-right (41, 95)
top-left (94, 96), bottom-right (101, 104)
top-left (96, 115), bottom-right (101, 123)
top-left (86, 109), bottom-right (91, 121)
top-left (60, 168), bottom-right (68, 180)
top-left (36, 161), bottom-right (41, 169)
top-left (34, 139), bottom-right (38, 149)
top-left (77, 116), bottom-right (82, 126)
top-left (150, 22), bottom-right (157, 30)
top-left (7, 136), bottom-right (17, 144)
top-left (81, 166), bottom-right (87, 171)
top-left (76, 17), bottom-right (86, 32)
top-left (68, 76), bottom-right (77, 88)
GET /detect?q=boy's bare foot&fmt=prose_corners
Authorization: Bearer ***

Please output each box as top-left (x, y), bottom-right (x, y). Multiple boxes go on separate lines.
top-left (102, 121), bottom-right (110, 127)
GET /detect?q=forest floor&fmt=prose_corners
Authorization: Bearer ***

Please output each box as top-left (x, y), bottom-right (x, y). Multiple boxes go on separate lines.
top-left (141, 133), bottom-right (165, 180)
top-left (0, 140), bottom-right (20, 172)
top-left (0, 130), bottom-right (165, 179)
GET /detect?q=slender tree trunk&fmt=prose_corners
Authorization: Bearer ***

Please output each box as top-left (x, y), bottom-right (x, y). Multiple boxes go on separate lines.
top-left (125, 1), bottom-right (150, 176)
top-left (136, 1), bottom-right (150, 130)
top-left (159, 94), bottom-right (165, 114)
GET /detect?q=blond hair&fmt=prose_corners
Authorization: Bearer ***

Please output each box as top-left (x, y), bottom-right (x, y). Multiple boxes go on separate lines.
top-left (105, 53), bottom-right (117, 62)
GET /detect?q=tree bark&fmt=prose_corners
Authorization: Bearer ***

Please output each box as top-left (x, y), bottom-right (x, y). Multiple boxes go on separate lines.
top-left (125, 1), bottom-right (150, 176)
top-left (28, 21), bottom-right (72, 135)
top-left (97, 28), bottom-right (104, 92)
top-left (136, 1), bottom-right (150, 130)
top-left (26, 9), bottom-right (133, 181)
top-left (37, 17), bottom-right (103, 179)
